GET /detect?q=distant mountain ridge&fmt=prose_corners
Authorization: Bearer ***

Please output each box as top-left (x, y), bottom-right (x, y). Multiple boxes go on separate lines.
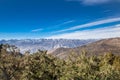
top-left (0, 39), bottom-right (96, 53)
top-left (50, 37), bottom-right (120, 58)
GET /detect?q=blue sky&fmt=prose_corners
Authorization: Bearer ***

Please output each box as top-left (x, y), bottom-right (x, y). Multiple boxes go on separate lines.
top-left (0, 0), bottom-right (120, 39)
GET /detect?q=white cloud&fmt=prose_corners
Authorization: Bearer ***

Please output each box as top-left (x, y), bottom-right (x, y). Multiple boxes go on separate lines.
top-left (66, 0), bottom-right (119, 5)
top-left (48, 24), bottom-right (120, 39)
top-left (31, 28), bottom-right (43, 32)
top-left (82, 0), bottom-right (110, 5)
top-left (56, 17), bottom-right (120, 33)
top-left (115, 24), bottom-right (120, 27)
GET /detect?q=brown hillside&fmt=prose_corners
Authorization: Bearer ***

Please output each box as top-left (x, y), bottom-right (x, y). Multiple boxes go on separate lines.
top-left (49, 37), bottom-right (120, 58)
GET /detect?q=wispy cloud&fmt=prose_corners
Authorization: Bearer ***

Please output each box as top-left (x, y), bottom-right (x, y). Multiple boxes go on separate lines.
top-left (31, 20), bottom-right (74, 33)
top-left (66, 0), bottom-right (119, 5)
top-left (53, 20), bottom-right (75, 27)
top-left (48, 24), bottom-right (120, 39)
top-left (31, 28), bottom-right (43, 32)
top-left (82, 0), bottom-right (110, 5)
top-left (116, 24), bottom-right (120, 27)
top-left (103, 10), bottom-right (112, 13)
top-left (62, 20), bottom-right (75, 24)
top-left (56, 17), bottom-right (120, 33)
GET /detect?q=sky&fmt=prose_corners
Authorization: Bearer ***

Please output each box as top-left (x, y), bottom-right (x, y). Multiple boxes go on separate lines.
top-left (0, 0), bottom-right (120, 39)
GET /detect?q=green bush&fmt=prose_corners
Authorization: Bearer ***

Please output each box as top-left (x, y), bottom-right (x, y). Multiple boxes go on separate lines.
top-left (0, 44), bottom-right (120, 80)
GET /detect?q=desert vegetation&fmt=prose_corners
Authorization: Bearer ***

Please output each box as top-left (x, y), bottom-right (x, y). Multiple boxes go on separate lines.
top-left (0, 44), bottom-right (120, 80)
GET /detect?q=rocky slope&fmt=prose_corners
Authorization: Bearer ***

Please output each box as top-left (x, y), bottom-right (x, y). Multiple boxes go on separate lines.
top-left (50, 37), bottom-right (120, 58)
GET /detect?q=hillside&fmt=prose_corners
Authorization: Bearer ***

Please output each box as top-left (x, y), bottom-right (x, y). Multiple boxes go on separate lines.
top-left (50, 37), bottom-right (120, 58)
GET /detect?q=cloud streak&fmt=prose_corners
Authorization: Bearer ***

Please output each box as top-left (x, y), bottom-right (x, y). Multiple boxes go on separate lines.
top-left (48, 24), bottom-right (120, 39)
top-left (53, 20), bottom-right (75, 27)
top-left (67, 0), bottom-right (120, 5)
top-left (56, 17), bottom-right (120, 33)
top-left (31, 28), bottom-right (43, 32)
top-left (82, 0), bottom-right (111, 5)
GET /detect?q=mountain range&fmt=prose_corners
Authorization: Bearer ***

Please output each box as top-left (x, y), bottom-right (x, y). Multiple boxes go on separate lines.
top-left (0, 37), bottom-right (120, 58)
top-left (0, 39), bottom-right (95, 53)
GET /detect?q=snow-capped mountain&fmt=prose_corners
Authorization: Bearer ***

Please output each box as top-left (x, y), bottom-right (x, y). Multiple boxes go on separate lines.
top-left (0, 39), bottom-right (96, 53)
